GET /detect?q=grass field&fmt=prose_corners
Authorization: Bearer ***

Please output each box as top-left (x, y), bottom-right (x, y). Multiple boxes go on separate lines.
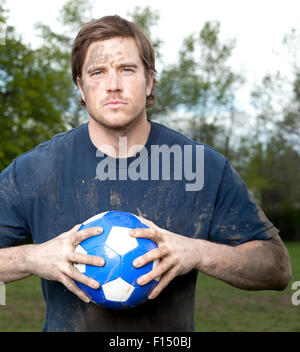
top-left (0, 242), bottom-right (299, 332)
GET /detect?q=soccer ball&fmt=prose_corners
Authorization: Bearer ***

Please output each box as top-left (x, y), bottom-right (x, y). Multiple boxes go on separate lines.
top-left (74, 211), bottom-right (160, 309)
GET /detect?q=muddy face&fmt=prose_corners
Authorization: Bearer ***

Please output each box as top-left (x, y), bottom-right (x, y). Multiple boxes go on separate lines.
top-left (77, 37), bottom-right (153, 131)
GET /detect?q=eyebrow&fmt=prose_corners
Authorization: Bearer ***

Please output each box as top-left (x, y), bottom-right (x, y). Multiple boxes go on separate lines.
top-left (87, 62), bottom-right (138, 74)
top-left (118, 63), bottom-right (138, 69)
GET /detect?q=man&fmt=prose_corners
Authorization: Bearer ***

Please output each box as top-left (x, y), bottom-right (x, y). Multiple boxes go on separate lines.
top-left (0, 15), bottom-right (291, 332)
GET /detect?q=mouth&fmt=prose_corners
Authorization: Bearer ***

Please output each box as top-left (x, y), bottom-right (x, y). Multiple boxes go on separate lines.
top-left (104, 101), bottom-right (127, 109)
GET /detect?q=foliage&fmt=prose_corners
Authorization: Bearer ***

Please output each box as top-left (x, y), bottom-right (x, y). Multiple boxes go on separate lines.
top-left (245, 30), bottom-right (300, 240)
top-left (0, 0), bottom-right (94, 170)
top-left (0, 25), bottom-right (68, 170)
top-left (34, 0), bottom-right (92, 129)
top-left (127, 6), bottom-right (163, 62)
top-left (149, 20), bottom-right (244, 158)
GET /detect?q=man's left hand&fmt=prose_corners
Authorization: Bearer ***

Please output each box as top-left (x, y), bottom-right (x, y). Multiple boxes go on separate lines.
top-left (130, 217), bottom-right (199, 300)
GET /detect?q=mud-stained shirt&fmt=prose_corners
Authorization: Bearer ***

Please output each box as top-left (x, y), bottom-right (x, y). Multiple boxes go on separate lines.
top-left (0, 121), bottom-right (275, 331)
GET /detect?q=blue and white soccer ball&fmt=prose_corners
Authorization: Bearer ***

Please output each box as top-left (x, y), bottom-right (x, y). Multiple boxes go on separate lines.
top-left (74, 211), bottom-right (160, 309)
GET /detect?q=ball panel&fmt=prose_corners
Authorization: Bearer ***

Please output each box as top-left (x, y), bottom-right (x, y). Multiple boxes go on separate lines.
top-left (74, 245), bottom-right (87, 273)
top-left (79, 218), bottom-right (112, 252)
top-left (102, 277), bottom-right (135, 302)
top-left (75, 281), bottom-right (109, 307)
top-left (136, 237), bottom-right (158, 252)
top-left (82, 211), bottom-right (108, 225)
top-left (85, 245), bottom-right (121, 284)
top-left (75, 245), bottom-right (121, 305)
top-left (120, 247), bottom-right (155, 286)
top-left (135, 217), bottom-right (150, 228)
top-left (127, 280), bottom-right (158, 307)
top-left (106, 226), bottom-right (138, 255)
top-left (104, 211), bottom-right (139, 228)
top-left (75, 280), bottom-right (96, 303)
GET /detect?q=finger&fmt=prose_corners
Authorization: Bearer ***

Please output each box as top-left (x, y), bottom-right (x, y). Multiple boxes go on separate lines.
top-left (59, 273), bottom-right (91, 303)
top-left (137, 216), bottom-right (162, 232)
top-left (137, 257), bottom-right (173, 286)
top-left (147, 266), bottom-right (178, 300)
top-left (69, 224), bottom-right (82, 233)
top-left (69, 252), bottom-right (105, 267)
top-left (72, 226), bottom-right (103, 246)
top-left (67, 265), bottom-right (100, 290)
top-left (133, 247), bottom-right (165, 268)
top-left (59, 224), bottom-right (82, 239)
top-left (130, 228), bottom-right (162, 242)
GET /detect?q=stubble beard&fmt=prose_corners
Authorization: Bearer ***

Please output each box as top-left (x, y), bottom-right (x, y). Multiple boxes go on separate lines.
top-left (89, 104), bottom-right (147, 133)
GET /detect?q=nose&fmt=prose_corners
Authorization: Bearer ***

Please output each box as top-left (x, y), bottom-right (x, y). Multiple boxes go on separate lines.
top-left (105, 71), bottom-right (122, 93)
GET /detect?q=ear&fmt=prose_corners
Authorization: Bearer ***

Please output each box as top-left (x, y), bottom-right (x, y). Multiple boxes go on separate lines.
top-left (76, 77), bottom-right (86, 103)
top-left (146, 71), bottom-right (154, 97)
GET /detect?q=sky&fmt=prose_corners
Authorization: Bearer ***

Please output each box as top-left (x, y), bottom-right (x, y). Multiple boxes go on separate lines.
top-left (3, 0), bottom-right (300, 110)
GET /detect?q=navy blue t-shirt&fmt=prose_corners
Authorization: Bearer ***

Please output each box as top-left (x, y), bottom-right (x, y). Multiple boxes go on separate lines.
top-left (0, 121), bottom-right (274, 331)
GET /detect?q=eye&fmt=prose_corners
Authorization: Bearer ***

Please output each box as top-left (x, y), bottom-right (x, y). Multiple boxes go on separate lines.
top-left (122, 68), bottom-right (134, 73)
top-left (92, 71), bottom-right (103, 77)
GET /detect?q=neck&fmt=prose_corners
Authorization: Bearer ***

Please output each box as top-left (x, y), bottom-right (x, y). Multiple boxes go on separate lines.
top-left (88, 117), bottom-right (150, 158)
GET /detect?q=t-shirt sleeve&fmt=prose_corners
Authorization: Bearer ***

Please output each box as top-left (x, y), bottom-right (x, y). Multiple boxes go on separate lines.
top-left (0, 160), bottom-right (29, 247)
top-left (209, 160), bottom-right (275, 246)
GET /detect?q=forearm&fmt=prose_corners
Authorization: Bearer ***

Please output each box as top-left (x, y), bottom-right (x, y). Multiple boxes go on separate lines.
top-left (0, 245), bottom-right (34, 283)
top-left (195, 236), bottom-right (291, 291)
top-left (130, 220), bottom-right (291, 299)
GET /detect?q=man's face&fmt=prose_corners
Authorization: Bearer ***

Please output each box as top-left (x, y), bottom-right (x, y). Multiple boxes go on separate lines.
top-left (78, 36), bottom-right (154, 130)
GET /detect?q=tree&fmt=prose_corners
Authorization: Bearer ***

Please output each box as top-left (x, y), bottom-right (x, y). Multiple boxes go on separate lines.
top-left (35, 0), bottom-right (94, 129)
top-left (0, 0), bottom-right (95, 170)
top-left (144, 19), bottom-right (244, 158)
top-left (250, 28), bottom-right (300, 151)
top-left (180, 22), bottom-right (244, 152)
top-left (243, 29), bottom-right (300, 240)
top-left (0, 0), bottom-right (6, 44)
top-left (0, 3), bottom-right (71, 170)
top-left (127, 6), bottom-right (163, 62)
top-left (278, 29), bottom-right (300, 151)
top-left (238, 134), bottom-right (300, 241)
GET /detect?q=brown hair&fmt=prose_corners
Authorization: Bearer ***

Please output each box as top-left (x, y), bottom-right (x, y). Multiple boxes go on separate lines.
top-left (71, 15), bottom-right (157, 108)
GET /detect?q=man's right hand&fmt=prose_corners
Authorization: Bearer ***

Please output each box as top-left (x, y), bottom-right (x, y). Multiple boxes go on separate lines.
top-left (26, 225), bottom-right (105, 303)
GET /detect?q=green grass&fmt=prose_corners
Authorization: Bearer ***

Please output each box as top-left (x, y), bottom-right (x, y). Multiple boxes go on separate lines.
top-left (0, 242), bottom-right (299, 332)
top-left (194, 241), bottom-right (300, 332)
top-left (0, 275), bottom-right (45, 331)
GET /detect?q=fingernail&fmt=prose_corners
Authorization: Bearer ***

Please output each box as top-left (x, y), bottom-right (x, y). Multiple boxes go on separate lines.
top-left (95, 227), bottom-right (103, 233)
top-left (93, 281), bottom-right (100, 289)
top-left (148, 292), bottom-right (155, 300)
top-left (138, 277), bottom-right (144, 285)
top-left (133, 259), bottom-right (140, 267)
